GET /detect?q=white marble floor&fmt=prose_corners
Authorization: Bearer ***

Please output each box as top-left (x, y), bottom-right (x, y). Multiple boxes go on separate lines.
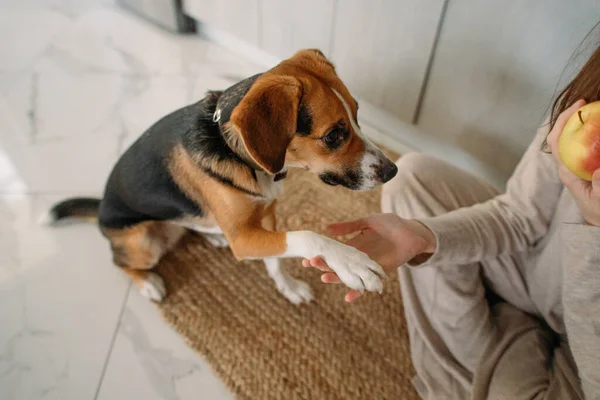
top-left (0, 1), bottom-right (266, 399)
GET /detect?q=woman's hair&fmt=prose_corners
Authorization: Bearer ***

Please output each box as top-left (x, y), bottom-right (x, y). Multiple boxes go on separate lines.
top-left (549, 22), bottom-right (600, 131)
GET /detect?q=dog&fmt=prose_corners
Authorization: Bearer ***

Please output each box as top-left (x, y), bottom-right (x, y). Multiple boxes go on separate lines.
top-left (44, 49), bottom-right (398, 304)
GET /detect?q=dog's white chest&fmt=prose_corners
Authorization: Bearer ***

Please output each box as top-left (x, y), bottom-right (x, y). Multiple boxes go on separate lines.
top-left (256, 171), bottom-right (284, 205)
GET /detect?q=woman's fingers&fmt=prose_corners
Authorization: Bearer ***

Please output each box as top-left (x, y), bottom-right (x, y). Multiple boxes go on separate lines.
top-left (327, 218), bottom-right (368, 236)
top-left (345, 290), bottom-right (363, 302)
top-left (299, 235), bottom-right (379, 303)
top-left (301, 257), bottom-right (332, 272)
top-left (548, 99), bottom-right (587, 163)
top-left (558, 99), bottom-right (586, 125)
top-left (311, 268), bottom-right (369, 302)
top-left (321, 275), bottom-right (365, 302)
top-left (321, 272), bottom-right (340, 283)
top-left (547, 100), bottom-right (590, 197)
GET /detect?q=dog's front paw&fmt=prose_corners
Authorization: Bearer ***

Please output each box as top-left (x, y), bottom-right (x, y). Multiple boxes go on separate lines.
top-left (286, 231), bottom-right (386, 293)
top-left (324, 244), bottom-right (385, 293)
top-left (138, 272), bottom-right (167, 302)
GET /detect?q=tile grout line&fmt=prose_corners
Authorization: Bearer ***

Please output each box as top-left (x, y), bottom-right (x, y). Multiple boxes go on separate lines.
top-left (411, 0), bottom-right (450, 124)
top-left (256, 0), bottom-right (263, 49)
top-left (327, 0), bottom-right (339, 57)
top-left (28, 73), bottom-right (39, 144)
top-left (92, 282), bottom-right (132, 400)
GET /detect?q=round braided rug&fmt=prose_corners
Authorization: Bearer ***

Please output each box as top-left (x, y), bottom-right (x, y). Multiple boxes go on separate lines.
top-left (155, 167), bottom-right (418, 400)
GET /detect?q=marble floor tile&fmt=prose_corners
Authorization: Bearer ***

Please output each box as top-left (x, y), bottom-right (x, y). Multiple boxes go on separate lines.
top-left (96, 289), bottom-right (232, 400)
top-left (0, 127), bottom-right (121, 194)
top-left (34, 62), bottom-right (126, 141)
top-left (0, 194), bottom-right (130, 400)
top-left (0, 8), bottom-right (70, 73)
top-left (118, 71), bottom-right (242, 153)
top-left (0, 0), bottom-right (263, 398)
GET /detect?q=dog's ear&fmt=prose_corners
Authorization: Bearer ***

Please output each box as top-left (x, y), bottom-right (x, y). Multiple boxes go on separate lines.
top-left (287, 49), bottom-right (336, 76)
top-left (230, 75), bottom-right (302, 174)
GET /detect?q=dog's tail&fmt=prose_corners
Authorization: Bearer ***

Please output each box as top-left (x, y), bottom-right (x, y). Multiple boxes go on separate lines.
top-left (39, 197), bottom-right (101, 225)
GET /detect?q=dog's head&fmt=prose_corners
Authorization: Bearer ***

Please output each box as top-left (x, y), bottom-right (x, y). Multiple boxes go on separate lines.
top-left (220, 49), bottom-right (397, 191)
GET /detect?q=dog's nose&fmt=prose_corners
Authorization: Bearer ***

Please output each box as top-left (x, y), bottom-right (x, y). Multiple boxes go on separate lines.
top-left (377, 161), bottom-right (398, 183)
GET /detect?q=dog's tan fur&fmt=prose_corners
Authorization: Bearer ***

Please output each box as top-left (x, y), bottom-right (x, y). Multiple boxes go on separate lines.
top-left (101, 221), bottom-right (185, 290)
top-left (91, 49), bottom-right (389, 297)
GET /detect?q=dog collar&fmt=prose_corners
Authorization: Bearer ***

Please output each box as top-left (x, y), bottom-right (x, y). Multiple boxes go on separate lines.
top-left (214, 73), bottom-right (262, 126)
top-left (213, 108), bottom-right (221, 123)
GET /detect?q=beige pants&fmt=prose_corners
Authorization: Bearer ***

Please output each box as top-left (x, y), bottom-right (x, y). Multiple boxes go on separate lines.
top-left (381, 154), bottom-right (581, 400)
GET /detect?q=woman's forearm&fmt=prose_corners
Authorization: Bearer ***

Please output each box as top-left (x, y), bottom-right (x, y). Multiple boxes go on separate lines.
top-left (411, 126), bottom-right (564, 267)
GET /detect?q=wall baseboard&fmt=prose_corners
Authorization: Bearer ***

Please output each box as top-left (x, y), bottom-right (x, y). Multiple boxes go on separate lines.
top-left (196, 22), bottom-right (506, 189)
top-left (197, 22), bottom-right (280, 69)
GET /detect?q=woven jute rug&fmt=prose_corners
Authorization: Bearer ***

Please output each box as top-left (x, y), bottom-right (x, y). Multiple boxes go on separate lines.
top-left (155, 166), bottom-right (418, 399)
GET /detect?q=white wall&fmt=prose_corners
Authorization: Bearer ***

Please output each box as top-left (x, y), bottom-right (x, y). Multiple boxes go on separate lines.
top-left (183, 0), bottom-right (600, 182)
top-left (184, 0), bottom-right (445, 123)
top-left (417, 0), bottom-right (600, 177)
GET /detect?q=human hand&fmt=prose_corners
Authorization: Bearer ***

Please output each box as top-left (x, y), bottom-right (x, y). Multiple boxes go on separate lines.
top-left (302, 213), bottom-right (436, 302)
top-left (547, 99), bottom-right (600, 226)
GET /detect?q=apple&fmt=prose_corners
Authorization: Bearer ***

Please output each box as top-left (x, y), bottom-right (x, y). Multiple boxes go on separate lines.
top-left (559, 101), bottom-right (600, 181)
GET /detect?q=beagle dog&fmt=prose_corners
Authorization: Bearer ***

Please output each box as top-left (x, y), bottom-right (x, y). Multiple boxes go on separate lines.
top-left (45, 49), bottom-right (398, 304)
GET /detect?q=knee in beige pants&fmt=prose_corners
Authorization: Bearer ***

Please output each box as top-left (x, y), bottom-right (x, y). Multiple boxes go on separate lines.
top-left (381, 154), bottom-right (577, 399)
top-left (472, 303), bottom-right (581, 400)
top-left (381, 153), bottom-right (437, 218)
top-left (381, 153), bottom-right (498, 393)
top-left (381, 153), bottom-right (498, 219)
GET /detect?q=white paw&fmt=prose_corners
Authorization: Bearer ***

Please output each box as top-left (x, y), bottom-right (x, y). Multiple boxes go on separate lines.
top-left (275, 277), bottom-right (314, 305)
top-left (139, 272), bottom-right (166, 302)
top-left (202, 234), bottom-right (229, 248)
top-left (323, 243), bottom-right (385, 293)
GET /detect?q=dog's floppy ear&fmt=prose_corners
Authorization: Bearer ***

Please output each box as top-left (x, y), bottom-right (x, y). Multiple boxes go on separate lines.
top-left (286, 49), bottom-right (337, 78)
top-left (230, 75), bottom-right (302, 174)
top-left (291, 49), bottom-right (335, 68)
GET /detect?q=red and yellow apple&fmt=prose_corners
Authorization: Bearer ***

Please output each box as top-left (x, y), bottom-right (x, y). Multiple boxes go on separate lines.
top-left (559, 101), bottom-right (600, 181)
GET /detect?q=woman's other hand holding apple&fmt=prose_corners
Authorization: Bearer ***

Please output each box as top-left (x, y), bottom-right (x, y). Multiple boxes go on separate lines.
top-left (548, 99), bottom-right (600, 226)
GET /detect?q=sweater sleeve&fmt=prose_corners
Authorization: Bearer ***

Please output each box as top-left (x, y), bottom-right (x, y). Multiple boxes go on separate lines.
top-left (561, 223), bottom-right (600, 398)
top-left (413, 125), bottom-right (565, 267)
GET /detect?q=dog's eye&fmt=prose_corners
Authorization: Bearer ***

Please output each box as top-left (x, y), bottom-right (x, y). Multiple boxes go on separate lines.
top-left (323, 129), bottom-right (344, 145)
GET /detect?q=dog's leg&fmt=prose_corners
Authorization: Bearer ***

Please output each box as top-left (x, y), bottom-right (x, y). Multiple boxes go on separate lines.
top-left (201, 233), bottom-right (229, 248)
top-left (230, 228), bottom-right (384, 294)
top-left (190, 225), bottom-right (229, 248)
top-left (124, 269), bottom-right (167, 302)
top-left (171, 220), bottom-right (229, 248)
top-left (281, 231), bottom-right (386, 292)
top-left (104, 221), bottom-right (185, 302)
top-left (261, 201), bottom-right (313, 304)
top-left (264, 258), bottom-right (313, 304)
top-left (228, 214), bottom-right (385, 295)
top-left (180, 174), bottom-right (385, 296)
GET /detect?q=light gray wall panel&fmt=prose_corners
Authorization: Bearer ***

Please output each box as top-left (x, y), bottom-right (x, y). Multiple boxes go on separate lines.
top-left (184, 0), bottom-right (260, 46)
top-left (330, 0), bottom-right (446, 122)
top-left (418, 0), bottom-right (600, 178)
top-left (259, 0), bottom-right (336, 58)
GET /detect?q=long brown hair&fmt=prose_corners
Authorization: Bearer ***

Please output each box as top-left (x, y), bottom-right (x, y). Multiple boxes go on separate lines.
top-left (549, 23), bottom-right (600, 132)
